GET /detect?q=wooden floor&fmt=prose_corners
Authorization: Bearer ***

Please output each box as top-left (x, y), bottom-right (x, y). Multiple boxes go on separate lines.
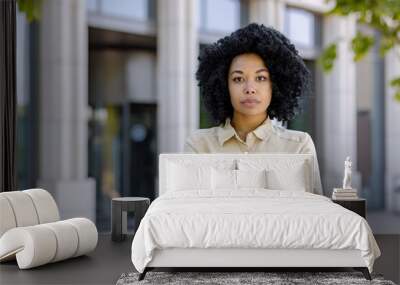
top-left (0, 234), bottom-right (398, 285)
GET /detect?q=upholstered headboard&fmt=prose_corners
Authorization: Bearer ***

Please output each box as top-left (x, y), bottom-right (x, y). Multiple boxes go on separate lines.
top-left (158, 153), bottom-right (315, 196)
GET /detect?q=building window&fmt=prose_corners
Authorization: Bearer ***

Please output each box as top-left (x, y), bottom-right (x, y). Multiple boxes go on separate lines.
top-left (284, 7), bottom-right (318, 49)
top-left (355, 26), bottom-right (385, 209)
top-left (101, 0), bottom-right (148, 20)
top-left (199, 0), bottom-right (241, 33)
top-left (86, 0), bottom-right (98, 12)
top-left (87, 0), bottom-right (154, 21)
top-left (89, 50), bottom-right (157, 231)
top-left (287, 60), bottom-right (316, 138)
top-left (199, 96), bottom-right (214, 129)
top-left (284, 7), bottom-right (321, 143)
top-left (16, 11), bottom-right (39, 190)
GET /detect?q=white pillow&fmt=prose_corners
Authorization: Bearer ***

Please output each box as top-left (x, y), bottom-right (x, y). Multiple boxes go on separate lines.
top-left (266, 163), bottom-right (308, 191)
top-left (212, 168), bottom-right (237, 190)
top-left (168, 162), bottom-right (212, 191)
top-left (236, 169), bottom-right (267, 188)
top-left (238, 159), bottom-right (310, 192)
top-left (211, 168), bottom-right (267, 190)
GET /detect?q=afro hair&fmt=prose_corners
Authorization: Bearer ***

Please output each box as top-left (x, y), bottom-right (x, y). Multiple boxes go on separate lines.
top-left (196, 23), bottom-right (311, 126)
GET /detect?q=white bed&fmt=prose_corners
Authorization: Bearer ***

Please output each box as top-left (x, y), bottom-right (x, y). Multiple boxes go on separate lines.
top-left (131, 154), bottom-right (380, 280)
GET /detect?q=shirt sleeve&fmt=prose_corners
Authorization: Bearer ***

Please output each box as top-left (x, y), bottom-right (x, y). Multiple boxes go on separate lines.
top-left (183, 135), bottom-right (199, 153)
top-left (300, 133), bottom-right (323, 195)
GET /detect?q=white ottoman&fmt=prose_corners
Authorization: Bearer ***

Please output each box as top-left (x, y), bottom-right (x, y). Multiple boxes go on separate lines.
top-left (0, 189), bottom-right (98, 269)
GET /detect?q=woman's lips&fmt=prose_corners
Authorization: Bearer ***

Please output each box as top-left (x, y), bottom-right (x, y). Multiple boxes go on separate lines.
top-left (240, 98), bottom-right (260, 107)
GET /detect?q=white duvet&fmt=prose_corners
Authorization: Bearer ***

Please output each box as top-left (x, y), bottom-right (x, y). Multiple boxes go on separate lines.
top-left (131, 190), bottom-right (380, 273)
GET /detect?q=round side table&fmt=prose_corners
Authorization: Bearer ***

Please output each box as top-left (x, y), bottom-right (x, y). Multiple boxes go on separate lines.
top-left (111, 197), bottom-right (150, 242)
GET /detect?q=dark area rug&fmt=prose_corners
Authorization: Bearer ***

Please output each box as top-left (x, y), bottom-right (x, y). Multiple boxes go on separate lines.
top-left (116, 271), bottom-right (397, 285)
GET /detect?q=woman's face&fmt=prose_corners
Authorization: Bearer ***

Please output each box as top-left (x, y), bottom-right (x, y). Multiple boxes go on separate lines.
top-left (228, 53), bottom-right (272, 118)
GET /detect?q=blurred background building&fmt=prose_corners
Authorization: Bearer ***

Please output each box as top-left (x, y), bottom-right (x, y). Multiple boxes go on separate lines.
top-left (15, 0), bottom-right (400, 232)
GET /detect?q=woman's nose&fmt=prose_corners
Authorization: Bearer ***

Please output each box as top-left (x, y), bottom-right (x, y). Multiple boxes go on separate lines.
top-left (244, 82), bottom-right (256, 95)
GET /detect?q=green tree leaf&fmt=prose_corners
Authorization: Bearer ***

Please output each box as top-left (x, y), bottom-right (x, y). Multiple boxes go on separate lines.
top-left (389, 77), bottom-right (400, 102)
top-left (322, 0), bottom-right (400, 103)
top-left (394, 92), bottom-right (400, 102)
top-left (318, 43), bottom-right (337, 72)
top-left (351, 32), bottom-right (375, 61)
top-left (17, 0), bottom-right (42, 22)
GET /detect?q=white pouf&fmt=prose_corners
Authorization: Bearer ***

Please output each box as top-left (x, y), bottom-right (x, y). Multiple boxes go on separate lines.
top-left (0, 189), bottom-right (98, 269)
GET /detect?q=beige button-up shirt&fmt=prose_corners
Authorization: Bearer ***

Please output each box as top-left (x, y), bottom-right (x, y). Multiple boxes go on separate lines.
top-left (184, 117), bottom-right (323, 195)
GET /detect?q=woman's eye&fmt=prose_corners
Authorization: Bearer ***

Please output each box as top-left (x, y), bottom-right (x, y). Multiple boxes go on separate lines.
top-left (233, 77), bottom-right (244, 83)
top-left (256, 75), bottom-right (268, 81)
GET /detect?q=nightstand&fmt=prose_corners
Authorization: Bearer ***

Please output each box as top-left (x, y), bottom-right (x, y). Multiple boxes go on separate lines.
top-left (111, 197), bottom-right (150, 242)
top-left (332, 198), bottom-right (366, 218)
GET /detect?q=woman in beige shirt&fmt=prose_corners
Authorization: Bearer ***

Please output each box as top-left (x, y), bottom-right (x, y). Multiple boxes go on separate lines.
top-left (184, 23), bottom-right (323, 195)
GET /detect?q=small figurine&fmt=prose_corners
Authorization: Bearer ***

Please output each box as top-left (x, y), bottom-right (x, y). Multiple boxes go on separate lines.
top-left (342, 156), bottom-right (352, 190)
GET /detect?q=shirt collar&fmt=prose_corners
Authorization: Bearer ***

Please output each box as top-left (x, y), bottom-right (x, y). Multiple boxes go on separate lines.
top-left (217, 117), bottom-right (273, 146)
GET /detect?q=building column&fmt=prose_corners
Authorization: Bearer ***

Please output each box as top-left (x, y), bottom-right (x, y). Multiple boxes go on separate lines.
top-left (321, 15), bottom-right (358, 197)
top-left (248, 0), bottom-right (285, 128)
top-left (248, 0), bottom-right (284, 31)
top-left (385, 48), bottom-right (400, 212)
top-left (157, 0), bottom-right (199, 153)
top-left (39, 0), bottom-right (95, 221)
